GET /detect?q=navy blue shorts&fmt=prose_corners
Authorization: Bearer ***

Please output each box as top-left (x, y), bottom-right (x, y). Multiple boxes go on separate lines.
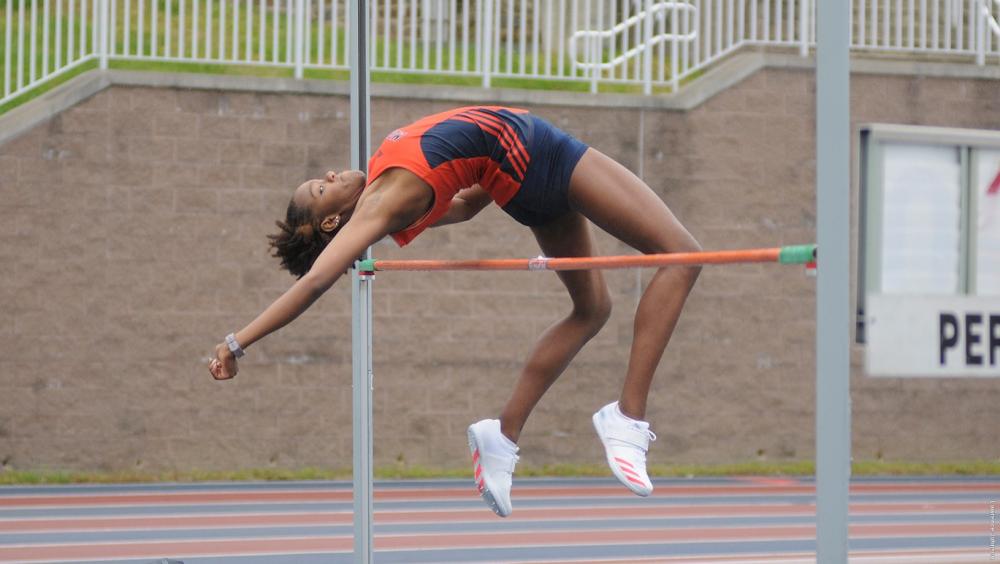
top-left (501, 116), bottom-right (589, 227)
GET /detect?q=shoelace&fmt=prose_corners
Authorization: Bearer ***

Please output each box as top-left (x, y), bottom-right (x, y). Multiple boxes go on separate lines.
top-left (624, 422), bottom-right (656, 445)
top-left (507, 453), bottom-right (520, 474)
top-left (640, 429), bottom-right (655, 465)
top-left (615, 424), bottom-right (656, 465)
top-left (631, 423), bottom-right (657, 443)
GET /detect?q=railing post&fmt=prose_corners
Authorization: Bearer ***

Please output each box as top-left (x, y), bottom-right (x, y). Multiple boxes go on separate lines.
top-left (586, 0), bottom-right (597, 94)
top-left (643, 0), bottom-right (653, 95)
top-left (978, 0), bottom-right (987, 65)
top-left (294, 0), bottom-right (305, 78)
top-left (671, 1), bottom-right (679, 92)
top-left (4, 0), bottom-right (11, 99)
top-left (99, 0), bottom-right (109, 69)
top-left (482, 0), bottom-right (493, 88)
top-left (799, 0), bottom-right (810, 56)
top-left (589, 32), bottom-right (599, 92)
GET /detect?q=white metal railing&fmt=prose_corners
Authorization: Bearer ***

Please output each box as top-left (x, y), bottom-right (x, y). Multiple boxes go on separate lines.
top-left (979, 0), bottom-right (1000, 63)
top-left (569, 2), bottom-right (698, 93)
top-left (2, 0), bottom-right (1000, 108)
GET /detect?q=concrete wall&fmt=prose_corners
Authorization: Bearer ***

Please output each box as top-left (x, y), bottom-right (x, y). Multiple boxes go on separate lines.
top-left (1, 66), bottom-right (999, 473)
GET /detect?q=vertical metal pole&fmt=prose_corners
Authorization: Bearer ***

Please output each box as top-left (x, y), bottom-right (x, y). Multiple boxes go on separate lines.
top-left (482, 0), bottom-right (492, 88)
top-left (799, 0), bottom-right (809, 56)
top-left (977, 0), bottom-right (987, 65)
top-left (350, 1), bottom-right (373, 562)
top-left (815, 1), bottom-right (851, 563)
top-left (29, 0), bottom-right (36, 84)
top-left (350, 268), bottom-right (374, 564)
top-left (42, 0), bottom-right (49, 78)
top-left (17, 0), bottom-right (24, 90)
top-left (4, 0), bottom-right (11, 98)
top-left (643, 0), bottom-right (653, 95)
top-left (671, 0), bottom-right (679, 92)
top-left (294, 0), bottom-right (306, 78)
top-left (99, 0), bottom-right (109, 69)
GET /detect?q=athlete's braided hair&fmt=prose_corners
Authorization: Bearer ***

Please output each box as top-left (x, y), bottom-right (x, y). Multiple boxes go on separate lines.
top-left (267, 198), bottom-right (336, 279)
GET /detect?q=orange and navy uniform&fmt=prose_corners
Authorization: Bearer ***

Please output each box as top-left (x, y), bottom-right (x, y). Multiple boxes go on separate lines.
top-left (367, 106), bottom-right (536, 246)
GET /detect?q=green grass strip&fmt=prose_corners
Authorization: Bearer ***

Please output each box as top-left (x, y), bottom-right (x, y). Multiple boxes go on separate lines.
top-left (3, 460), bottom-right (1000, 485)
top-left (0, 59), bottom-right (99, 115)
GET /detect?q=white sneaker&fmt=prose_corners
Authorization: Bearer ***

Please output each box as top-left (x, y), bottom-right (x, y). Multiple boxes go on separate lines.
top-left (467, 419), bottom-right (519, 517)
top-left (592, 401), bottom-right (656, 497)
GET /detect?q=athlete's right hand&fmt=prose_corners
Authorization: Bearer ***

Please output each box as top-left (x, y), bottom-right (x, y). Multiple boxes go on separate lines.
top-left (209, 343), bottom-right (239, 381)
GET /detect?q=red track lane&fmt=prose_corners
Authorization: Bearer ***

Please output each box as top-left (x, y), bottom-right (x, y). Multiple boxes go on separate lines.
top-left (0, 536), bottom-right (353, 562)
top-left (0, 501), bottom-right (987, 533)
top-left (0, 521), bottom-right (986, 561)
top-left (521, 547), bottom-right (990, 564)
top-left (2, 481), bottom-right (996, 508)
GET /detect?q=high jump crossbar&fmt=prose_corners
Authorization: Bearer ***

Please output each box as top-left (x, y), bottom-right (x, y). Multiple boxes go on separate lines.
top-left (356, 244), bottom-right (817, 273)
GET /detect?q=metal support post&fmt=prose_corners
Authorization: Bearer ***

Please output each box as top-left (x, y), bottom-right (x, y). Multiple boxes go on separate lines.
top-left (349, 0), bottom-right (373, 562)
top-left (294, 0), bottom-right (306, 79)
top-left (351, 266), bottom-right (374, 564)
top-left (99, 0), bottom-right (108, 69)
top-left (815, 0), bottom-right (851, 562)
top-left (643, 0), bottom-right (653, 95)
top-left (978, 0), bottom-right (988, 66)
top-left (482, 0), bottom-right (493, 89)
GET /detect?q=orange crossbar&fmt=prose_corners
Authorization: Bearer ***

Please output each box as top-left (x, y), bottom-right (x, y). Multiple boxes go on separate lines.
top-left (368, 248), bottom-right (785, 272)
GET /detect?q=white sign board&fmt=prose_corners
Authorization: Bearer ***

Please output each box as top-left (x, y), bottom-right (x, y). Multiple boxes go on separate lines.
top-left (867, 294), bottom-right (1000, 377)
top-left (880, 144), bottom-right (962, 294)
top-left (975, 149), bottom-right (1000, 295)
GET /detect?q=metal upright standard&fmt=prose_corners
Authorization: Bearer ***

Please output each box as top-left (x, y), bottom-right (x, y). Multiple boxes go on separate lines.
top-left (348, 1), bottom-right (373, 562)
top-left (815, 1), bottom-right (852, 562)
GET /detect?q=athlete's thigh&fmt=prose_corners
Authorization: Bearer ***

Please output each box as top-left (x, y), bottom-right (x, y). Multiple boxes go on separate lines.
top-left (567, 148), bottom-right (699, 255)
top-left (531, 211), bottom-right (609, 311)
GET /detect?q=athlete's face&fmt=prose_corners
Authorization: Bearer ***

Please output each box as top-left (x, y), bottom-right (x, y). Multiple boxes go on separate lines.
top-left (292, 169), bottom-right (367, 233)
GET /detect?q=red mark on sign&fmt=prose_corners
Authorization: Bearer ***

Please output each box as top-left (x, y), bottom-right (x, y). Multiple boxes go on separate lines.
top-left (989, 169), bottom-right (1000, 196)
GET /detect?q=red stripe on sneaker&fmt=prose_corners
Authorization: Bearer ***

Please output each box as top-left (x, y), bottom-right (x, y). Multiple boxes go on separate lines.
top-left (614, 457), bottom-right (635, 469)
top-left (475, 465), bottom-right (482, 480)
top-left (472, 449), bottom-right (480, 464)
top-left (625, 475), bottom-right (648, 487)
top-left (477, 479), bottom-right (485, 493)
top-left (619, 466), bottom-right (642, 480)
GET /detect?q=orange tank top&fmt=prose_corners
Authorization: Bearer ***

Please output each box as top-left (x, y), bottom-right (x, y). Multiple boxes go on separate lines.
top-left (366, 106), bottom-right (533, 246)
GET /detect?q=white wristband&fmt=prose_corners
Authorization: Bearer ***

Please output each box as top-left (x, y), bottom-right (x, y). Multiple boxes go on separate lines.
top-left (225, 333), bottom-right (245, 358)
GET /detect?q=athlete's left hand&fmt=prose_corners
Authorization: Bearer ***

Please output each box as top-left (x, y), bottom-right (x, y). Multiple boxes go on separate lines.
top-left (209, 344), bottom-right (238, 381)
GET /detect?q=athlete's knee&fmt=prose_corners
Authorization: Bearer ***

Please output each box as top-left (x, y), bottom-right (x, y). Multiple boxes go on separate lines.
top-left (681, 235), bottom-right (703, 285)
top-left (682, 233), bottom-right (703, 255)
top-left (572, 288), bottom-right (612, 336)
top-left (652, 232), bottom-right (702, 285)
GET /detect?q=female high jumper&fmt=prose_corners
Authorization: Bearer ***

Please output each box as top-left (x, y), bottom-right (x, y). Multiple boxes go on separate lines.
top-left (208, 106), bottom-right (701, 517)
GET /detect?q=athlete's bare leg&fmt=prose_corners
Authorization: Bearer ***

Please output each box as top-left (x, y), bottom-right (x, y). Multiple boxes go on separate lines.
top-left (498, 148), bottom-right (699, 441)
top-left (567, 148), bottom-right (701, 421)
top-left (498, 211), bottom-right (612, 443)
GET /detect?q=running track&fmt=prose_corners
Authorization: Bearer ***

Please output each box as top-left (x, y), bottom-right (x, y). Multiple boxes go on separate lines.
top-left (0, 477), bottom-right (997, 563)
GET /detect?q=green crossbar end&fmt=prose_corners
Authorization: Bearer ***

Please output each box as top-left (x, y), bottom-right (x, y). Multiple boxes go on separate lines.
top-left (357, 258), bottom-right (378, 272)
top-left (778, 244), bottom-right (818, 265)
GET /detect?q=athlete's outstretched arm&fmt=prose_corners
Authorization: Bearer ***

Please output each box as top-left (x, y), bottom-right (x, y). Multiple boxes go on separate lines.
top-left (209, 213), bottom-right (391, 380)
top-left (431, 184), bottom-right (492, 227)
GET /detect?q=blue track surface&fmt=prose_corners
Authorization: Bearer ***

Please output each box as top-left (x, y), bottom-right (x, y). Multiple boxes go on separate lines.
top-left (0, 477), bottom-right (996, 563)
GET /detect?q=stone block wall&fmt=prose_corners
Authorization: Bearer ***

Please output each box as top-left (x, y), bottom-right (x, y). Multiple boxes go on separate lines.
top-left (1, 69), bottom-right (998, 473)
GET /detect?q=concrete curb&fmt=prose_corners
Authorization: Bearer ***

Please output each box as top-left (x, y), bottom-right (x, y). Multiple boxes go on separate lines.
top-left (0, 71), bottom-right (111, 146)
top-left (1, 52), bottom-right (998, 146)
